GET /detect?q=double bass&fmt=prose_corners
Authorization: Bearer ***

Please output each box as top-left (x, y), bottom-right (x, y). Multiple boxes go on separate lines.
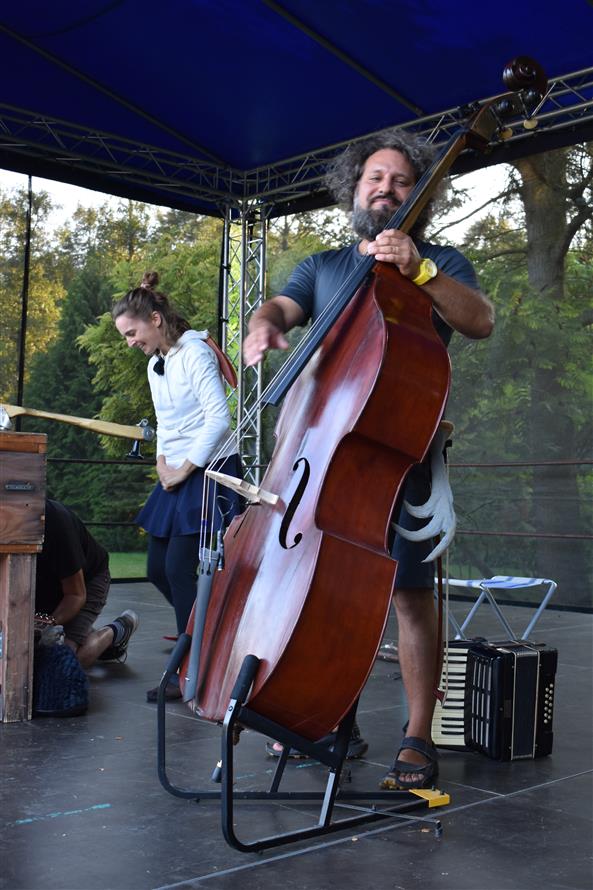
top-left (179, 58), bottom-right (547, 745)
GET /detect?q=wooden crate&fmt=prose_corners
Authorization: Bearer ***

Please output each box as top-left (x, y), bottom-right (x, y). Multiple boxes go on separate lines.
top-left (0, 431), bottom-right (47, 722)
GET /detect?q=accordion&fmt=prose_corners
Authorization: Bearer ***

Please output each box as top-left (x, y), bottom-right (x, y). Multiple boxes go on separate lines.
top-left (431, 639), bottom-right (557, 760)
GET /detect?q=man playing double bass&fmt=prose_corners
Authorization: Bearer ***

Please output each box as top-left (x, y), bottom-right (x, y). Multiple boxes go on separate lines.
top-left (243, 129), bottom-right (494, 790)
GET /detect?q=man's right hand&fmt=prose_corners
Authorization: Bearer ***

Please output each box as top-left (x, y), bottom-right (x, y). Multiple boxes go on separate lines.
top-left (243, 322), bottom-right (290, 366)
top-left (243, 296), bottom-right (306, 366)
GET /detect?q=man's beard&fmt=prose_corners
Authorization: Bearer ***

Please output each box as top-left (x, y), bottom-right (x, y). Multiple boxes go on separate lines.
top-left (351, 198), bottom-right (396, 240)
top-left (351, 195), bottom-right (430, 241)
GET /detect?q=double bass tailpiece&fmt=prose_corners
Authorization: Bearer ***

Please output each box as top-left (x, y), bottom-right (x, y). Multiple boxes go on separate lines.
top-left (205, 469), bottom-right (279, 506)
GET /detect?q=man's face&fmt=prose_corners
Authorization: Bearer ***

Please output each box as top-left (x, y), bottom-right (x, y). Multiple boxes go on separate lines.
top-left (352, 148), bottom-right (416, 240)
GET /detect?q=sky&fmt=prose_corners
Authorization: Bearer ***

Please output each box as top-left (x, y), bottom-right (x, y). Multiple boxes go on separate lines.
top-left (0, 164), bottom-right (509, 238)
top-left (0, 168), bottom-right (127, 228)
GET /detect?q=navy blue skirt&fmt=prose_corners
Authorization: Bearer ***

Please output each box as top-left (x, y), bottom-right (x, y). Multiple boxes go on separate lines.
top-left (136, 454), bottom-right (244, 538)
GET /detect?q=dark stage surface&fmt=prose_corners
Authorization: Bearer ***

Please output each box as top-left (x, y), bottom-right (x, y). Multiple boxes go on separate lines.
top-left (1, 582), bottom-right (591, 890)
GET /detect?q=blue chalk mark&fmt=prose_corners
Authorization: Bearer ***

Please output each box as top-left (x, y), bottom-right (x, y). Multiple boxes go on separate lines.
top-left (7, 803), bottom-right (111, 828)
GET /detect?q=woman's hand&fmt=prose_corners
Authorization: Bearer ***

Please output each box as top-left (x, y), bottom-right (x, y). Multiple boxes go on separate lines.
top-left (158, 458), bottom-right (196, 491)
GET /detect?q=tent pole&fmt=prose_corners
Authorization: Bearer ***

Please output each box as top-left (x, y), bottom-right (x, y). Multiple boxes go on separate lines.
top-left (15, 174), bottom-right (33, 427)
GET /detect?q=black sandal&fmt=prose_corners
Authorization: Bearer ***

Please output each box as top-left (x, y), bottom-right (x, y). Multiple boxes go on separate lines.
top-left (380, 736), bottom-right (439, 790)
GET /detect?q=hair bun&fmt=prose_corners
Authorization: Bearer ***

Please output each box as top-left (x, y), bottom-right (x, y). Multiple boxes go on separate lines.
top-left (141, 271), bottom-right (159, 289)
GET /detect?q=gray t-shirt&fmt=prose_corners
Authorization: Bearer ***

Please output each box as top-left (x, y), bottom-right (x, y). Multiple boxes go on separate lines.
top-left (281, 240), bottom-right (478, 347)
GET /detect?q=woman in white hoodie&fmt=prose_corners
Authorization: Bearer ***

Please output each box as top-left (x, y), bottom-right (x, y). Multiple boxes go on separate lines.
top-left (113, 272), bottom-right (242, 699)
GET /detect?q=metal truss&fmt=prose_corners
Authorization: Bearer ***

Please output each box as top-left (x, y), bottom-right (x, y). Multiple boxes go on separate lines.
top-left (4, 66), bottom-right (591, 478)
top-left (220, 203), bottom-right (269, 484)
top-left (244, 66), bottom-right (593, 208)
top-left (0, 102), bottom-right (238, 207)
top-left (0, 66), bottom-right (591, 213)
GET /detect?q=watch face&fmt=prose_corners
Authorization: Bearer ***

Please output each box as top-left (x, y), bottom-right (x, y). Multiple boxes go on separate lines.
top-left (425, 259), bottom-right (437, 278)
top-left (413, 258), bottom-right (438, 285)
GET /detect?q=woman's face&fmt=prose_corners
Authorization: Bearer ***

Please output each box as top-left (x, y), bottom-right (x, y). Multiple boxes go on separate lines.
top-left (115, 311), bottom-right (165, 356)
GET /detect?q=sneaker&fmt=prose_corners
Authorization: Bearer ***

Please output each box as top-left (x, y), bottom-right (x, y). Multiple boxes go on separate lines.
top-left (265, 720), bottom-right (368, 761)
top-left (99, 610), bottom-right (139, 663)
top-left (146, 680), bottom-right (182, 703)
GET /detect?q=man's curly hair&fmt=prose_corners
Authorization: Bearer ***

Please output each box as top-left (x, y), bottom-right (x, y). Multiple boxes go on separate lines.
top-left (325, 128), bottom-right (437, 210)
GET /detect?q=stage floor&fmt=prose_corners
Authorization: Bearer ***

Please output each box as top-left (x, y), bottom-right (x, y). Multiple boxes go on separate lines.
top-left (1, 582), bottom-right (591, 890)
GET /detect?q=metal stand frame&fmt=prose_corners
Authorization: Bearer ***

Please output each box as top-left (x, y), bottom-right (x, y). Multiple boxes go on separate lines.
top-left (438, 577), bottom-right (558, 641)
top-left (158, 635), bottom-right (448, 853)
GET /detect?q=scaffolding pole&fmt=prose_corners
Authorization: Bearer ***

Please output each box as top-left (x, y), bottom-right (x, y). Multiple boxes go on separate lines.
top-left (220, 202), bottom-right (268, 484)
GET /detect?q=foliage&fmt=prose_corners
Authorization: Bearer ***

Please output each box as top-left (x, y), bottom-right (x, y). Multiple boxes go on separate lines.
top-left (22, 254), bottom-right (154, 549)
top-left (78, 212), bottom-right (223, 458)
top-left (3, 145), bottom-right (591, 605)
top-left (442, 147), bottom-right (593, 602)
top-left (0, 186), bottom-right (64, 401)
top-left (267, 210), bottom-right (351, 296)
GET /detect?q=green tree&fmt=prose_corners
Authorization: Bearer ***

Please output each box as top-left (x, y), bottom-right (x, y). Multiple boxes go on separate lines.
top-left (0, 187), bottom-right (63, 401)
top-left (79, 213), bottom-right (223, 454)
top-left (445, 144), bottom-right (593, 604)
top-left (24, 258), bottom-right (152, 550)
top-left (23, 202), bottom-right (158, 551)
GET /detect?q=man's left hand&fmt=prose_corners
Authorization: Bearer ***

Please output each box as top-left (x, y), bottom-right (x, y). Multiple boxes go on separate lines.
top-left (365, 229), bottom-right (421, 280)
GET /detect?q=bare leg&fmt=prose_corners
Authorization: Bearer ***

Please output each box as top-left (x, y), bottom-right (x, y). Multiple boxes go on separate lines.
top-left (66, 626), bottom-right (115, 670)
top-left (392, 586), bottom-right (438, 783)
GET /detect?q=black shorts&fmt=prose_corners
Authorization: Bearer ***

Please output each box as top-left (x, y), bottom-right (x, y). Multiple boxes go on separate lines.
top-left (391, 462), bottom-right (434, 591)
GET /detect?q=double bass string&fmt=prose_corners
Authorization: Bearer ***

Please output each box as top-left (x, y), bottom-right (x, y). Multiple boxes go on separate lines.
top-left (241, 141), bottom-right (450, 411)
top-left (199, 452), bottom-right (234, 563)
top-left (200, 144), bottom-right (450, 539)
top-left (209, 143), bottom-right (449, 466)
top-left (199, 247), bottom-right (377, 554)
top-left (204, 251), bottom-right (376, 461)
top-left (198, 259), bottom-right (367, 554)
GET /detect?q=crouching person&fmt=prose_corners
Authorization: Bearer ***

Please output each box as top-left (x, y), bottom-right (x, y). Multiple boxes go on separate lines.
top-left (35, 499), bottom-right (138, 669)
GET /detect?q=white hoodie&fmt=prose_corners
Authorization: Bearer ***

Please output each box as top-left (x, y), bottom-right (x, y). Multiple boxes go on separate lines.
top-left (147, 330), bottom-right (237, 468)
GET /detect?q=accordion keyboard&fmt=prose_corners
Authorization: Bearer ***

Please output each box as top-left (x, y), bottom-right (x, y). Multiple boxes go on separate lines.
top-left (431, 643), bottom-right (471, 749)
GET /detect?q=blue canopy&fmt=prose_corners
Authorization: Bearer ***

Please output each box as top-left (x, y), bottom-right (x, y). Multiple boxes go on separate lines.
top-left (1, 0), bottom-right (591, 215)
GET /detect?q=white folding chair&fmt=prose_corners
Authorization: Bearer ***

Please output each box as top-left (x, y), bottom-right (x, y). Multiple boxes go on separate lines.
top-left (436, 575), bottom-right (557, 641)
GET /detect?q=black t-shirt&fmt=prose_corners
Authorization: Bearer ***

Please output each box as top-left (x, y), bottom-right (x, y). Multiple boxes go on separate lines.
top-left (281, 240), bottom-right (479, 347)
top-left (35, 500), bottom-right (109, 613)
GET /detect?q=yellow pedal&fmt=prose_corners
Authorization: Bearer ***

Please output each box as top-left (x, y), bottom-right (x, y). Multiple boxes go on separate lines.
top-left (410, 788), bottom-right (450, 808)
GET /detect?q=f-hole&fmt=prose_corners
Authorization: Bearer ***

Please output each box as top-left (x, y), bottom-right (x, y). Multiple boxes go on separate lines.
top-left (279, 457), bottom-right (310, 549)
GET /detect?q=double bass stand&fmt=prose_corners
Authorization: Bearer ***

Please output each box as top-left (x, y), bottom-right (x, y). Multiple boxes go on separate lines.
top-left (157, 637), bottom-right (449, 853)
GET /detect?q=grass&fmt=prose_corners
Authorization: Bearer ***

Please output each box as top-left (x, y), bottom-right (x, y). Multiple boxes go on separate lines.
top-left (108, 551), bottom-right (147, 579)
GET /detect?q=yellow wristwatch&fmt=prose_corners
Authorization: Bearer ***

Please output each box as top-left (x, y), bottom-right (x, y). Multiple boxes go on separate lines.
top-left (412, 258), bottom-right (438, 286)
